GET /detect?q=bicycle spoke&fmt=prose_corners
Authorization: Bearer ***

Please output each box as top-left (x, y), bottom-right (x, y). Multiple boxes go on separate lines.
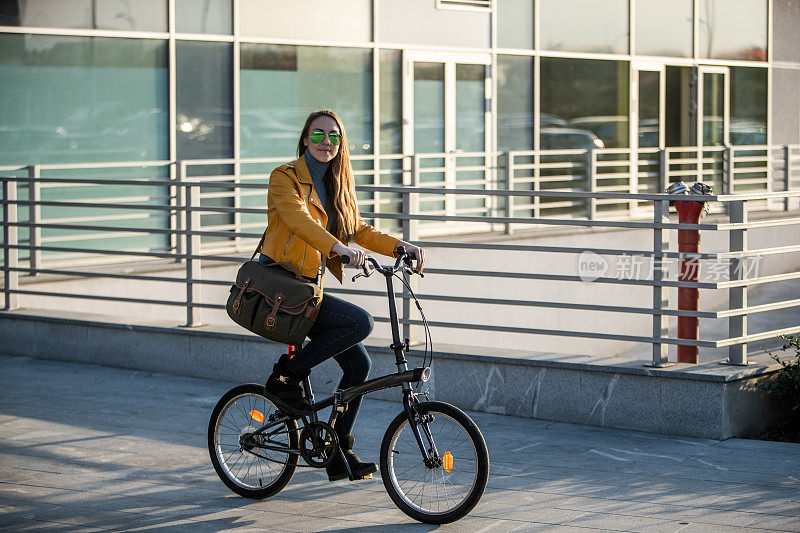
top-left (386, 409), bottom-right (483, 517)
top-left (212, 391), bottom-right (296, 491)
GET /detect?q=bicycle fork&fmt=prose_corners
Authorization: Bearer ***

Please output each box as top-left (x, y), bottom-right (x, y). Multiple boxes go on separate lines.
top-left (403, 390), bottom-right (441, 469)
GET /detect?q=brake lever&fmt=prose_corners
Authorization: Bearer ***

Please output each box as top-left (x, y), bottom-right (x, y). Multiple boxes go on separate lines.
top-left (351, 262), bottom-right (373, 282)
top-left (400, 265), bottom-right (425, 278)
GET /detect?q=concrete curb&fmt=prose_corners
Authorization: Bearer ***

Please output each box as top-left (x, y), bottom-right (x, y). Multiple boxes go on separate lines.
top-left (0, 309), bottom-right (787, 440)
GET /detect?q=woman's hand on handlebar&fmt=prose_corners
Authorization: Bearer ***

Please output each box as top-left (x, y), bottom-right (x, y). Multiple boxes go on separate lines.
top-left (396, 242), bottom-right (425, 273)
top-left (332, 242), bottom-right (365, 268)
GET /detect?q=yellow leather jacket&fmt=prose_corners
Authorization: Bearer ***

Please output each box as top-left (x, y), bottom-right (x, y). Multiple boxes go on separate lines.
top-left (260, 155), bottom-right (399, 284)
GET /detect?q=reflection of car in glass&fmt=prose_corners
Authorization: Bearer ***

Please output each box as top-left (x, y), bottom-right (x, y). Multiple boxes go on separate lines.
top-left (99, 109), bottom-right (169, 158)
top-left (240, 112), bottom-right (298, 143)
top-left (540, 127), bottom-right (605, 150)
top-left (540, 113), bottom-right (567, 128)
top-left (637, 118), bottom-right (660, 148)
top-left (567, 115), bottom-right (628, 148)
top-left (731, 121), bottom-right (767, 145)
top-left (700, 118), bottom-right (767, 146)
top-left (497, 113), bottom-right (566, 131)
top-left (177, 110), bottom-right (233, 142)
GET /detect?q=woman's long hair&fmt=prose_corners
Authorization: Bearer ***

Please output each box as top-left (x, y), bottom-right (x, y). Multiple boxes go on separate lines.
top-left (296, 109), bottom-right (358, 243)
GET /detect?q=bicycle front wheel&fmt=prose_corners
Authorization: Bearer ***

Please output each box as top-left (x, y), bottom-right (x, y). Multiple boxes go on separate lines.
top-left (208, 384), bottom-right (299, 499)
top-left (380, 401), bottom-right (489, 524)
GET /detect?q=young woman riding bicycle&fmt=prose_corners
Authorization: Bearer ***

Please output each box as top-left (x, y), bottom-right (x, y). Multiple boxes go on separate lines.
top-left (259, 109), bottom-right (425, 482)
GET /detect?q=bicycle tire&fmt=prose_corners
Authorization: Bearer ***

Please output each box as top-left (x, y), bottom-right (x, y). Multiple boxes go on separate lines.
top-left (208, 384), bottom-right (299, 499)
top-left (380, 401), bottom-right (489, 524)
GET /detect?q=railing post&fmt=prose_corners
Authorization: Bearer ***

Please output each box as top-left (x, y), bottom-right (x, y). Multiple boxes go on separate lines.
top-left (184, 182), bottom-right (203, 327)
top-left (647, 199), bottom-right (671, 367)
top-left (169, 160), bottom-right (178, 256)
top-left (2, 179), bottom-right (19, 310)
top-left (724, 199), bottom-right (748, 366)
top-left (784, 145), bottom-right (791, 212)
top-left (658, 149), bottom-right (668, 194)
top-left (175, 161), bottom-right (186, 263)
top-left (233, 158), bottom-right (242, 251)
top-left (630, 148), bottom-right (639, 217)
top-left (722, 146), bottom-right (734, 217)
top-left (723, 145), bottom-right (734, 193)
top-left (504, 151), bottom-right (514, 235)
top-left (401, 155), bottom-right (420, 343)
top-left (587, 148), bottom-right (597, 220)
top-left (27, 165), bottom-right (41, 275)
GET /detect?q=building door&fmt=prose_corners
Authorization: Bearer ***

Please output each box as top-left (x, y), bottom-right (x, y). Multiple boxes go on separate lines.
top-left (402, 51), bottom-right (491, 231)
top-left (630, 62), bottom-right (665, 206)
top-left (697, 66), bottom-right (730, 148)
top-left (697, 66), bottom-right (729, 188)
top-left (632, 63), bottom-right (665, 150)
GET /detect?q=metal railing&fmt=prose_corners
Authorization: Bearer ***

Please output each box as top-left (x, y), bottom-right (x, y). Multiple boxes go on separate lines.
top-left (2, 145), bottom-right (800, 366)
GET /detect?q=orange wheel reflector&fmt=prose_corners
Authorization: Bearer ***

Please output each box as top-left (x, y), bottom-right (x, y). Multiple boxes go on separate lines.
top-left (442, 451), bottom-right (454, 472)
top-left (249, 410), bottom-right (265, 423)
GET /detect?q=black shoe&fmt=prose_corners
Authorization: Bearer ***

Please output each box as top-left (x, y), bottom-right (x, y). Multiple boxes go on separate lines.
top-left (326, 435), bottom-right (377, 482)
top-left (264, 354), bottom-right (311, 413)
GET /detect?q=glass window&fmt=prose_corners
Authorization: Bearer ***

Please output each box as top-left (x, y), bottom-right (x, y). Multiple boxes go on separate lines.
top-left (0, 34), bottom-right (168, 165)
top-left (540, 58), bottom-right (629, 149)
top-left (636, 69), bottom-right (661, 148)
top-left (664, 66), bottom-right (693, 147)
top-left (498, 0), bottom-right (533, 49)
top-left (176, 41), bottom-right (233, 162)
top-left (0, 0), bottom-right (167, 31)
top-left (635, 0), bottom-right (692, 57)
top-left (379, 49), bottom-right (402, 155)
top-left (177, 41), bottom-right (233, 241)
top-left (540, 0), bottom-right (628, 54)
top-left (413, 62), bottom-right (445, 214)
top-left (698, 0), bottom-right (767, 61)
top-left (702, 71), bottom-right (725, 146)
top-left (0, 33), bottom-right (169, 255)
top-left (455, 63), bottom-right (487, 212)
top-left (377, 49), bottom-right (402, 232)
top-left (456, 64), bottom-right (485, 153)
top-left (239, 0), bottom-right (371, 42)
top-left (730, 67), bottom-right (767, 145)
top-left (176, 0), bottom-right (232, 34)
top-left (240, 44), bottom-right (373, 158)
top-left (497, 55), bottom-right (534, 151)
top-left (413, 63), bottom-right (445, 156)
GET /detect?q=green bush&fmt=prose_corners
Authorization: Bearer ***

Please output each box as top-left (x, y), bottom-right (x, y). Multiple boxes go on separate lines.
top-left (760, 334), bottom-right (800, 411)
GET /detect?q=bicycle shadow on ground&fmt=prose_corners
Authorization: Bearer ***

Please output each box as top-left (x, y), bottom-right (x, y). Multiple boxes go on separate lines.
top-left (323, 525), bottom-right (439, 533)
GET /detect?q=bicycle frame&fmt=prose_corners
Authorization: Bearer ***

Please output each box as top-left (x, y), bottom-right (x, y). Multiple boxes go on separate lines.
top-left (248, 252), bottom-right (438, 466)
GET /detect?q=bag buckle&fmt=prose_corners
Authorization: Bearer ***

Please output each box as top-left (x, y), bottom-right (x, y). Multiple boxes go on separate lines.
top-left (232, 279), bottom-right (252, 316)
top-left (265, 293), bottom-right (284, 331)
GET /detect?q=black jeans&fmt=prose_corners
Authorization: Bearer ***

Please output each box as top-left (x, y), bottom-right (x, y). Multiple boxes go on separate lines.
top-left (284, 292), bottom-right (374, 439)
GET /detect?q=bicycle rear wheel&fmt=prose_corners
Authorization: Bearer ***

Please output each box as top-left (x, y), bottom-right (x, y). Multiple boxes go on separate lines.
top-left (380, 401), bottom-right (489, 524)
top-left (208, 384), bottom-right (299, 499)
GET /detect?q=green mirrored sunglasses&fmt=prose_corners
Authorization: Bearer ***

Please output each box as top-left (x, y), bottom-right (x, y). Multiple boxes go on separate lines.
top-left (308, 130), bottom-right (341, 145)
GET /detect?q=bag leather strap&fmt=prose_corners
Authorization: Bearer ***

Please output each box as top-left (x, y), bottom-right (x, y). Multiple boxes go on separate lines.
top-left (250, 231), bottom-right (268, 261)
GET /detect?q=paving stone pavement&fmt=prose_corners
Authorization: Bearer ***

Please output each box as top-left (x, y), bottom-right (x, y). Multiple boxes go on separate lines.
top-left (0, 353), bottom-right (798, 532)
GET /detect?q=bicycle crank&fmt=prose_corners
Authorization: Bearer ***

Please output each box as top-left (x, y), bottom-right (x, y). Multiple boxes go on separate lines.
top-left (298, 421), bottom-right (339, 467)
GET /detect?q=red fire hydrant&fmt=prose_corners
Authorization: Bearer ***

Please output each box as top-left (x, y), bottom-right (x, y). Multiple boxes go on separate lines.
top-left (670, 182), bottom-right (712, 364)
top-left (675, 201), bottom-right (703, 363)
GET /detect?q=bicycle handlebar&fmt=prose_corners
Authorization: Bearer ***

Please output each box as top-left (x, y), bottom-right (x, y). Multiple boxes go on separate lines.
top-left (340, 247), bottom-right (422, 282)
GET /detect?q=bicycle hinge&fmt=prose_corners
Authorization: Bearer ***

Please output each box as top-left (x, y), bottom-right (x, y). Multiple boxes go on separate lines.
top-left (333, 389), bottom-right (347, 412)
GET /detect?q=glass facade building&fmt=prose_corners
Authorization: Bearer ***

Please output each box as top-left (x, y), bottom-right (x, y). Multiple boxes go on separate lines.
top-left (1, 0), bottom-right (796, 211)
